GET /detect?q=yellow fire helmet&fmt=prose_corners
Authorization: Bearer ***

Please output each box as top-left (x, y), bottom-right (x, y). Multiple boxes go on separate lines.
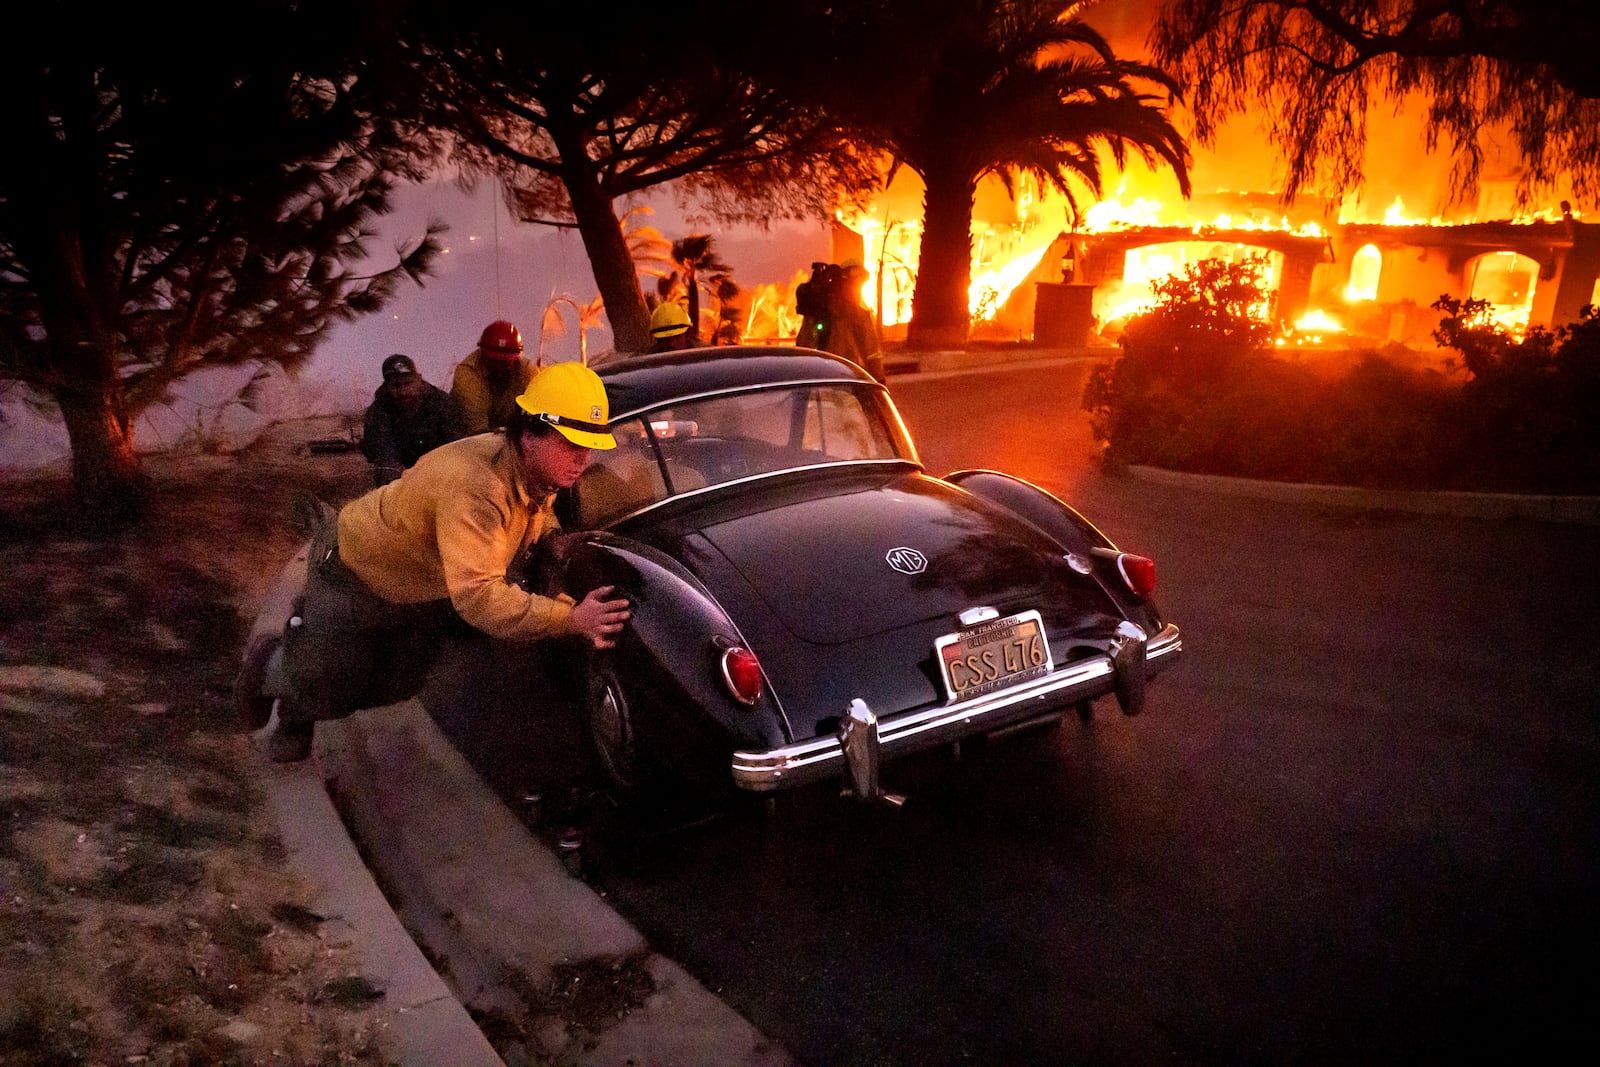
top-left (650, 301), bottom-right (692, 339)
top-left (514, 361), bottom-right (617, 450)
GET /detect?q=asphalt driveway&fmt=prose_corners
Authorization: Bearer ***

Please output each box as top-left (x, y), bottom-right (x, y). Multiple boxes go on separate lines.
top-left (567, 360), bottom-right (1600, 1064)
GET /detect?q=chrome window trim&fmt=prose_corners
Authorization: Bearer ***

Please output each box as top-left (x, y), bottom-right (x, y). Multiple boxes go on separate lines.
top-left (599, 460), bottom-right (922, 526)
top-left (608, 377), bottom-right (884, 424)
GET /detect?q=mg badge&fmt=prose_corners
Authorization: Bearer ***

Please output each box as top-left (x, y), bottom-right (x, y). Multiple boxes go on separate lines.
top-left (1064, 552), bottom-right (1092, 574)
top-left (886, 547), bottom-right (927, 574)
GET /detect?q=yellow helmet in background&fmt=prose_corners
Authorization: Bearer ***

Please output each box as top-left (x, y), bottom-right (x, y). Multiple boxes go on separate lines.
top-left (649, 301), bottom-right (692, 339)
top-left (514, 362), bottom-right (617, 450)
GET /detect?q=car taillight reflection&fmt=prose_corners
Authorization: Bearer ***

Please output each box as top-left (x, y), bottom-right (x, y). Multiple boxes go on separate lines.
top-left (1117, 553), bottom-right (1156, 599)
top-left (721, 646), bottom-right (763, 704)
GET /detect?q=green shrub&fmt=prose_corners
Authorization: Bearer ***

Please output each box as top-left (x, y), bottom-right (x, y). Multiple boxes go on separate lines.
top-left (1083, 257), bottom-right (1275, 467)
top-left (1083, 270), bottom-right (1599, 493)
top-left (1431, 296), bottom-right (1600, 490)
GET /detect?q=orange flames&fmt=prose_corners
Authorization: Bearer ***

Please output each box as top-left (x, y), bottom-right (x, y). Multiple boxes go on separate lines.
top-left (842, 171), bottom-right (1058, 330)
top-left (723, 13), bottom-right (1594, 353)
top-left (735, 167), bottom-right (1582, 349)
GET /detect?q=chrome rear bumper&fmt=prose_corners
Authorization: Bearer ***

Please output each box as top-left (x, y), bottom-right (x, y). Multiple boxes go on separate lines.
top-left (730, 622), bottom-right (1181, 793)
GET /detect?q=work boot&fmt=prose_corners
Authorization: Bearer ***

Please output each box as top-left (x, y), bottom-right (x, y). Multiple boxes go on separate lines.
top-left (268, 720), bottom-right (314, 763)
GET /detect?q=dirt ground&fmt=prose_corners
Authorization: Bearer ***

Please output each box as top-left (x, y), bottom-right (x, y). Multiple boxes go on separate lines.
top-left (0, 417), bottom-right (399, 1066)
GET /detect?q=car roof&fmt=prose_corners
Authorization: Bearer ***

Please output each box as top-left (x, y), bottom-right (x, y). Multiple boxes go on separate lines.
top-left (593, 346), bottom-right (875, 419)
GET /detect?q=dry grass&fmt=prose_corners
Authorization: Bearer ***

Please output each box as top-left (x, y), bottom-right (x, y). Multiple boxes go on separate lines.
top-left (0, 418), bottom-right (391, 1065)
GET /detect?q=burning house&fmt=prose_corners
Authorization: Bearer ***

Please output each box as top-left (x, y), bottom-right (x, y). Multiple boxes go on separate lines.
top-left (817, 176), bottom-right (1600, 357)
top-left (774, 2), bottom-right (1600, 358)
top-left (1030, 196), bottom-right (1600, 350)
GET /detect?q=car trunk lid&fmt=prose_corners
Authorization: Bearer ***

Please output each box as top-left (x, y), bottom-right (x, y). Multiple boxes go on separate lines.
top-left (693, 471), bottom-right (1113, 645)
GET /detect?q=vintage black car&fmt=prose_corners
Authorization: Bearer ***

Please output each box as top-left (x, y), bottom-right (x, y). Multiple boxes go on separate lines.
top-left (552, 348), bottom-right (1180, 805)
top-left (239, 348), bottom-right (1181, 807)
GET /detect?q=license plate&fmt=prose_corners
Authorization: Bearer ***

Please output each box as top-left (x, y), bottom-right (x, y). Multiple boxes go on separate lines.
top-left (934, 610), bottom-right (1053, 701)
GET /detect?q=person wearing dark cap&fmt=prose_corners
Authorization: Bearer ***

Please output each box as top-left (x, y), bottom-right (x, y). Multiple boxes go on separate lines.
top-left (361, 353), bottom-right (470, 486)
top-left (451, 320), bottom-right (539, 432)
top-left (648, 301), bottom-right (695, 353)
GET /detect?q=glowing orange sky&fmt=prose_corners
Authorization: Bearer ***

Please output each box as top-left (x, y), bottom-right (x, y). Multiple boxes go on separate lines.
top-left (1083, 0), bottom-right (1564, 222)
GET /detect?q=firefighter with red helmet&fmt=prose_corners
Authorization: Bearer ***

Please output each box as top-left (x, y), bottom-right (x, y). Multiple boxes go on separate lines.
top-left (450, 319), bottom-right (538, 433)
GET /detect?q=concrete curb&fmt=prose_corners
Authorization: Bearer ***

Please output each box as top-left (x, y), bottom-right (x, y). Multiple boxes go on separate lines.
top-left (260, 755), bottom-right (504, 1066)
top-left (305, 701), bottom-right (797, 1067)
top-left (1124, 464), bottom-right (1600, 526)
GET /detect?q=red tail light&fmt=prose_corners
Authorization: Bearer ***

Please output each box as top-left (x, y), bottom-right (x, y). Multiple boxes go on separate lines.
top-left (720, 646), bottom-right (763, 704)
top-left (1117, 553), bottom-right (1156, 599)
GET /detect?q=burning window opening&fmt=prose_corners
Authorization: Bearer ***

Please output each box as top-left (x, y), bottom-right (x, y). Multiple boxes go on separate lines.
top-left (1346, 244), bottom-right (1383, 302)
top-left (1096, 242), bottom-right (1284, 330)
top-left (1465, 251), bottom-right (1539, 336)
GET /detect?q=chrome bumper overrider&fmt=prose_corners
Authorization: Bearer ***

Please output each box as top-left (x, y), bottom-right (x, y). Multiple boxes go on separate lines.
top-left (731, 622), bottom-right (1181, 793)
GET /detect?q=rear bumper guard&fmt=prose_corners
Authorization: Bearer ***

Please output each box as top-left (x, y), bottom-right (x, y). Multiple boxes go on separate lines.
top-left (731, 622), bottom-right (1181, 793)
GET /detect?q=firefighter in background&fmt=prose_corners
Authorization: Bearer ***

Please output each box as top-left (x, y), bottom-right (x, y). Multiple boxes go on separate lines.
top-left (821, 260), bottom-right (885, 383)
top-left (450, 320), bottom-right (538, 433)
top-left (794, 261), bottom-right (835, 351)
top-left (648, 301), bottom-right (695, 353)
top-left (266, 362), bottom-right (632, 763)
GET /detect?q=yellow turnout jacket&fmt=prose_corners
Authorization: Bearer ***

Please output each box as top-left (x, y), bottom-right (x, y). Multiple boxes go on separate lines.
top-left (336, 433), bottom-right (575, 641)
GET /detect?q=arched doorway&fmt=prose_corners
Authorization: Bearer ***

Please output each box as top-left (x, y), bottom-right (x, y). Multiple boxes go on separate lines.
top-left (1466, 250), bottom-right (1538, 334)
top-left (1346, 243), bottom-right (1382, 302)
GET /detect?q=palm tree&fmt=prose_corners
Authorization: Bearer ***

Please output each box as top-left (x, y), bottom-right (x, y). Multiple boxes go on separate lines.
top-left (710, 276), bottom-right (744, 344)
top-left (669, 235), bottom-right (735, 344)
top-left (540, 293), bottom-right (607, 365)
top-left (622, 205), bottom-right (675, 289)
top-left (843, 1), bottom-right (1192, 348)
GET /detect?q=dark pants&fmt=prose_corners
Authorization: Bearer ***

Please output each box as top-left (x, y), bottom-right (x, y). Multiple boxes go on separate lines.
top-left (278, 546), bottom-right (458, 728)
top-left (422, 628), bottom-right (592, 797)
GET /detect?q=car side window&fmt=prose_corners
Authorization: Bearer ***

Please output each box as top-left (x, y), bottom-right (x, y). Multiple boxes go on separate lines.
top-left (571, 418), bottom-right (668, 527)
top-left (592, 386), bottom-right (911, 511)
top-left (800, 387), bottom-right (893, 459)
top-left (695, 390), bottom-right (792, 447)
